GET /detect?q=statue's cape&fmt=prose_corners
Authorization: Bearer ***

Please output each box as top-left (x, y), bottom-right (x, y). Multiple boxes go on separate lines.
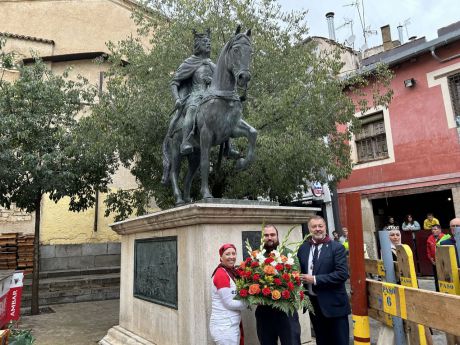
top-left (171, 55), bottom-right (215, 100)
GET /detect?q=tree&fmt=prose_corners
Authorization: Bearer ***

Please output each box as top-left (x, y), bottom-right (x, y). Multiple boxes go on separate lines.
top-left (93, 0), bottom-right (393, 218)
top-left (0, 56), bottom-right (117, 315)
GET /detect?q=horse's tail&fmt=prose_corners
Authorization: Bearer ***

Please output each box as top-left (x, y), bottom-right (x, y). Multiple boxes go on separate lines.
top-left (161, 135), bottom-right (171, 185)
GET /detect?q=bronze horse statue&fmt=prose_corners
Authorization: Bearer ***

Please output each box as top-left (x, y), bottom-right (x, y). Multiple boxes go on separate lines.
top-left (162, 26), bottom-right (257, 205)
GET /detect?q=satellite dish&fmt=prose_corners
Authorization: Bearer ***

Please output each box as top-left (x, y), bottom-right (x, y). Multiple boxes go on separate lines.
top-left (345, 34), bottom-right (356, 46)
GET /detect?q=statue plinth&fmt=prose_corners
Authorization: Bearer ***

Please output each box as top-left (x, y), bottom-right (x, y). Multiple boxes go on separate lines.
top-left (100, 202), bottom-right (316, 345)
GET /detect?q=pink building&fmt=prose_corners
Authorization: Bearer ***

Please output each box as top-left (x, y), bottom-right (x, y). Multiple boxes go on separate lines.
top-left (338, 21), bottom-right (460, 272)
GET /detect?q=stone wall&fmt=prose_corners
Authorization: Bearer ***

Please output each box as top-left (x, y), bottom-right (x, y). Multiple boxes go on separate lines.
top-left (40, 242), bottom-right (121, 271)
top-left (0, 205), bottom-right (35, 234)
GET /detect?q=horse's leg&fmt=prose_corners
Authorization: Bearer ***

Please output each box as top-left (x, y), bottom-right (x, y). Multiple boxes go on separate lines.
top-left (200, 127), bottom-right (213, 199)
top-left (183, 151), bottom-right (200, 203)
top-left (231, 119), bottom-right (257, 170)
top-left (170, 140), bottom-right (184, 205)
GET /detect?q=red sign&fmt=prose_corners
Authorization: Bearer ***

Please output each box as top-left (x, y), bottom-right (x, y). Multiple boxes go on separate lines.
top-left (6, 272), bottom-right (24, 322)
top-left (0, 274), bottom-right (11, 328)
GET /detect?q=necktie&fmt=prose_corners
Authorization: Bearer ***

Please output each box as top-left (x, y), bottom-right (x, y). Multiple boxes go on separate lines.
top-left (312, 245), bottom-right (319, 268)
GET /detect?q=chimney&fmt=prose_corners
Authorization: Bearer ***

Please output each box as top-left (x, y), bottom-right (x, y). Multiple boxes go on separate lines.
top-left (325, 12), bottom-right (336, 41)
top-left (381, 25), bottom-right (393, 51)
top-left (397, 25), bottom-right (404, 44)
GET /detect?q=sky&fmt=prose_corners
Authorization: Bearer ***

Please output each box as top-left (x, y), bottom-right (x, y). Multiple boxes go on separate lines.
top-left (279, 0), bottom-right (459, 51)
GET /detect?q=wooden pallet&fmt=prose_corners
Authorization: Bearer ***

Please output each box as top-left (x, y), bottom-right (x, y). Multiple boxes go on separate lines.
top-left (17, 234), bottom-right (34, 271)
top-left (0, 233), bottom-right (18, 269)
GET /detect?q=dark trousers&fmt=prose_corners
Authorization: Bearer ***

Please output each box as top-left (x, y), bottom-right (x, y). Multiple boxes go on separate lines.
top-left (308, 295), bottom-right (349, 345)
top-left (432, 264), bottom-right (440, 292)
top-left (255, 305), bottom-right (301, 345)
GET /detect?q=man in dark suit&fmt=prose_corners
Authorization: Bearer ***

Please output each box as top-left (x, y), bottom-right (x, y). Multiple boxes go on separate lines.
top-left (297, 216), bottom-right (350, 345)
top-left (255, 224), bottom-right (301, 345)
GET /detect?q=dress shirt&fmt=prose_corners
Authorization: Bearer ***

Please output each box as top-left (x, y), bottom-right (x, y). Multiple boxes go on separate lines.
top-left (307, 243), bottom-right (323, 295)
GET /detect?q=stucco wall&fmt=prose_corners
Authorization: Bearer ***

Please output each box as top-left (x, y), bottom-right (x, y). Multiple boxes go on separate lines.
top-left (40, 194), bottom-right (119, 245)
top-left (0, 0), bottom-right (141, 55)
top-left (339, 41), bottom-right (460, 193)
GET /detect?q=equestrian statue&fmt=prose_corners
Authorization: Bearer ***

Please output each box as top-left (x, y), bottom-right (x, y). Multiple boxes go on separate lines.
top-left (161, 26), bottom-right (257, 205)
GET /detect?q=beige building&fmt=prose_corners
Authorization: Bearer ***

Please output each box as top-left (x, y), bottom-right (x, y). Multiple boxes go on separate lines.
top-left (0, 0), bottom-right (149, 244)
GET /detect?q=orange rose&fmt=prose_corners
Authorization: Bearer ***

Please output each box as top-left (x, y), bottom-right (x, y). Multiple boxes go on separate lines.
top-left (240, 262), bottom-right (246, 269)
top-left (280, 255), bottom-right (288, 263)
top-left (271, 289), bottom-right (281, 300)
top-left (291, 271), bottom-right (300, 279)
top-left (263, 265), bottom-right (276, 275)
top-left (248, 284), bottom-right (261, 295)
top-left (251, 250), bottom-right (260, 258)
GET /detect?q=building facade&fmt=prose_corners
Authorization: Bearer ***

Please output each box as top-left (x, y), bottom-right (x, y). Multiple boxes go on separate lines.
top-left (0, 0), bottom-right (150, 245)
top-left (338, 21), bottom-right (460, 269)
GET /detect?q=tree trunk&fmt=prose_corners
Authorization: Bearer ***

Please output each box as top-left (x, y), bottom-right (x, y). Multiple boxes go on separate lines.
top-left (31, 194), bottom-right (42, 315)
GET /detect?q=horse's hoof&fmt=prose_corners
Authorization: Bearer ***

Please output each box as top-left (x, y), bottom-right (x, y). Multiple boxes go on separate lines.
top-left (183, 197), bottom-right (191, 203)
top-left (202, 193), bottom-right (213, 199)
top-left (175, 199), bottom-right (185, 206)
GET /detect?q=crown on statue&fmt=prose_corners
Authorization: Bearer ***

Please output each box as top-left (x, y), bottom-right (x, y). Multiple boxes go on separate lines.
top-left (193, 28), bottom-right (211, 43)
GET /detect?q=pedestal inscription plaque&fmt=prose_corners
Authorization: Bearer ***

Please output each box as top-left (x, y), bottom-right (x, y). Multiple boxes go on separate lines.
top-left (134, 236), bottom-right (178, 309)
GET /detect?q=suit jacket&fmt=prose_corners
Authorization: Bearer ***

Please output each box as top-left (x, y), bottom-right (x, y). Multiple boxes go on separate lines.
top-left (297, 240), bottom-right (351, 318)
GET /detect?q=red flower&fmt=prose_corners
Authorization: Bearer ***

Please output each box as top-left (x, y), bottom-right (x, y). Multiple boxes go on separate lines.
top-left (299, 291), bottom-right (304, 300)
top-left (274, 278), bottom-right (282, 286)
top-left (282, 273), bottom-right (290, 281)
top-left (251, 261), bottom-right (260, 268)
top-left (275, 264), bottom-right (284, 271)
top-left (285, 264), bottom-right (292, 270)
top-left (295, 277), bottom-right (301, 285)
top-left (245, 257), bottom-right (252, 263)
top-left (236, 269), bottom-right (245, 277)
top-left (287, 282), bottom-right (295, 291)
top-left (262, 287), bottom-right (271, 296)
top-left (281, 290), bottom-right (291, 299)
top-left (253, 274), bottom-right (260, 281)
top-left (264, 257), bottom-right (274, 264)
top-left (239, 289), bottom-right (248, 297)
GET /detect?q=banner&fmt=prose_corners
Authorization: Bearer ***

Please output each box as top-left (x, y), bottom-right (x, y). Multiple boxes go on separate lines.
top-left (6, 271), bottom-right (24, 322)
top-left (0, 273), bottom-right (12, 328)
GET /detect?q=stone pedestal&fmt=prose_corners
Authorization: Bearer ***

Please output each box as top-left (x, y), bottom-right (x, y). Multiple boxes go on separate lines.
top-left (100, 202), bottom-right (317, 345)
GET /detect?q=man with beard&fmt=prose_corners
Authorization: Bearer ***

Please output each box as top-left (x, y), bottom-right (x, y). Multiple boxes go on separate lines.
top-left (255, 224), bottom-right (301, 345)
top-left (297, 216), bottom-right (350, 345)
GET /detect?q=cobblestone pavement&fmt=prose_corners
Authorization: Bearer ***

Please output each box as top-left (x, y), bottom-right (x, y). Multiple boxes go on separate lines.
top-left (18, 299), bottom-right (119, 345)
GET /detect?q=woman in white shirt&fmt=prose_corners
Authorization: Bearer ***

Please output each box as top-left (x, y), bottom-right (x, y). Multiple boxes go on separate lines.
top-left (209, 244), bottom-right (246, 345)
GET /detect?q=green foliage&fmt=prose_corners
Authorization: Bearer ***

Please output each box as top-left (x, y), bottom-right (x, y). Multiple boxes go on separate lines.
top-left (8, 323), bottom-right (35, 345)
top-left (0, 57), bottom-right (118, 212)
top-left (93, 0), bottom-right (393, 217)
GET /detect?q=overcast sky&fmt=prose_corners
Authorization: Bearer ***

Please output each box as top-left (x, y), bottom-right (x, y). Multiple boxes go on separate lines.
top-left (279, 0), bottom-right (459, 50)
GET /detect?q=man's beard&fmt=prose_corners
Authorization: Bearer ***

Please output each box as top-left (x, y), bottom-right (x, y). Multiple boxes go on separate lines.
top-left (263, 239), bottom-right (280, 253)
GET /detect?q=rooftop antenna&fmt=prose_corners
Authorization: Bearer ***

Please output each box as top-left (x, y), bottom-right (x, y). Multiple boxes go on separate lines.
top-left (344, 0), bottom-right (371, 46)
top-left (336, 18), bottom-right (356, 48)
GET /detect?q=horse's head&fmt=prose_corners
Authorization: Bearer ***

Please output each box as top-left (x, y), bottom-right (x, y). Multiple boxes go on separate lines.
top-left (227, 25), bottom-right (253, 88)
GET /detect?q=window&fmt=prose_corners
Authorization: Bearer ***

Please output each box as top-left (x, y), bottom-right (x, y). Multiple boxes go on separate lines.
top-left (355, 112), bottom-right (388, 163)
top-left (448, 72), bottom-right (460, 127)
